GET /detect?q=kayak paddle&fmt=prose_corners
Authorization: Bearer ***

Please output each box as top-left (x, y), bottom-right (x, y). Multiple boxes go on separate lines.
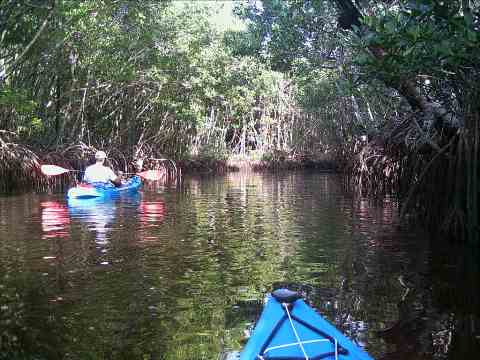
top-left (40, 164), bottom-right (165, 181)
top-left (40, 164), bottom-right (75, 176)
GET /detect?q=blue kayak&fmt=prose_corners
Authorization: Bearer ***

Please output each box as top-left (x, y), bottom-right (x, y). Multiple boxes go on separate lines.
top-left (240, 289), bottom-right (373, 360)
top-left (67, 176), bottom-right (142, 199)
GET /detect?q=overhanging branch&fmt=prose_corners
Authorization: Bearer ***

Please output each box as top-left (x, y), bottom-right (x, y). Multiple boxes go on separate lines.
top-left (332, 0), bottom-right (460, 129)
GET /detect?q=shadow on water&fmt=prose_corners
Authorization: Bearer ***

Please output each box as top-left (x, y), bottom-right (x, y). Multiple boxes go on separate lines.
top-left (373, 241), bottom-right (480, 360)
top-left (0, 172), bottom-right (479, 359)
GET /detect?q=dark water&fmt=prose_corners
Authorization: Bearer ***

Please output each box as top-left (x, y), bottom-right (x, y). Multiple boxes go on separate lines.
top-left (0, 172), bottom-right (478, 360)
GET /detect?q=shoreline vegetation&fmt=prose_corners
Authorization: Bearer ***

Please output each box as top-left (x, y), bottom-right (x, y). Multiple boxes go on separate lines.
top-left (184, 151), bottom-right (337, 173)
top-left (0, 143), bottom-right (337, 193)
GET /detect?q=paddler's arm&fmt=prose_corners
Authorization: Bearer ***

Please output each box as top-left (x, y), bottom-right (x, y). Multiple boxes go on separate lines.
top-left (115, 171), bottom-right (125, 186)
top-left (111, 175), bottom-right (122, 187)
top-left (108, 168), bottom-right (122, 187)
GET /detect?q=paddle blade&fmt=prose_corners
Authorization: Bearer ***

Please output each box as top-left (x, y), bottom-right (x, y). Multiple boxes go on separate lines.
top-left (137, 170), bottom-right (164, 181)
top-left (41, 165), bottom-right (71, 176)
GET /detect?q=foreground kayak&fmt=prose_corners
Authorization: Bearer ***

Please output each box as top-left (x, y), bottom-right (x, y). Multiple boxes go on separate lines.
top-left (67, 176), bottom-right (142, 199)
top-left (240, 289), bottom-right (373, 360)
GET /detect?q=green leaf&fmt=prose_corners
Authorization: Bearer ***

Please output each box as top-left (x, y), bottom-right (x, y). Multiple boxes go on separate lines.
top-left (467, 30), bottom-right (477, 43)
top-left (403, 46), bottom-right (414, 56)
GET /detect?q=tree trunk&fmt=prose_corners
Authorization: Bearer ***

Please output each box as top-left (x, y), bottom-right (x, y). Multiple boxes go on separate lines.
top-left (241, 115), bottom-right (246, 155)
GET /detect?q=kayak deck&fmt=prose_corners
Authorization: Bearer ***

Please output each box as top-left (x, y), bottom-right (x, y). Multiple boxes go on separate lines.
top-left (67, 176), bottom-right (141, 199)
top-left (240, 289), bottom-right (373, 360)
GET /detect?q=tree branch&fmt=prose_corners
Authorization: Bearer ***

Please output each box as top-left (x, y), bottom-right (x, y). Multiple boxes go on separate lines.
top-left (7, 5), bottom-right (55, 76)
top-left (332, 0), bottom-right (460, 129)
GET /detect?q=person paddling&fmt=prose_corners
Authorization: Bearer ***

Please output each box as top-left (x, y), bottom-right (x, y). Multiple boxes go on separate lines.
top-left (83, 151), bottom-right (122, 186)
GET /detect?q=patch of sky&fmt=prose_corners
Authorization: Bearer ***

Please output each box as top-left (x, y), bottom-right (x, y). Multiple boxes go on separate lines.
top-left (174, 1), bottom-right (248, 32)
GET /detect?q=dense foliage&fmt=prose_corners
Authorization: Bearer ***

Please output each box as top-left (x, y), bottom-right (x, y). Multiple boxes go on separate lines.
top-left (235, 0), bottom-right (480, 242)
top-left (1, 0), bottom-right (479, 241)
top-left (0, 1), bottom-right (301, 164)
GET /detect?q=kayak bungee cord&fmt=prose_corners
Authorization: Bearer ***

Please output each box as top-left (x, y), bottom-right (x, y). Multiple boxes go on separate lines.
top-left (263, 339), bottom-right (334, 355)
top-left (259, 302), bottom-right (340, 360)
top-left (283, 302), bottom-right (310, 359)
top-left (251, 289), bottom-right (349, 360)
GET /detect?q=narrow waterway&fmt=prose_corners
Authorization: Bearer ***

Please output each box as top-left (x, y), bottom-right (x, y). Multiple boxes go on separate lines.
top-left (0, 172), bottom-right (478, 359)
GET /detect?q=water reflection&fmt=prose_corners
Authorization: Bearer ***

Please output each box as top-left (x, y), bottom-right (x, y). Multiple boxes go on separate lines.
top-left (68, 197), bottom-right (118, 245)
top-left (139, 200), bottom-right (166, 227)
top-left (41, 201), bottom-right (70, 239)
top-left (67, 193), bottom-right (141, 246)
top-left (136, 200), bottom-right (166, 246)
